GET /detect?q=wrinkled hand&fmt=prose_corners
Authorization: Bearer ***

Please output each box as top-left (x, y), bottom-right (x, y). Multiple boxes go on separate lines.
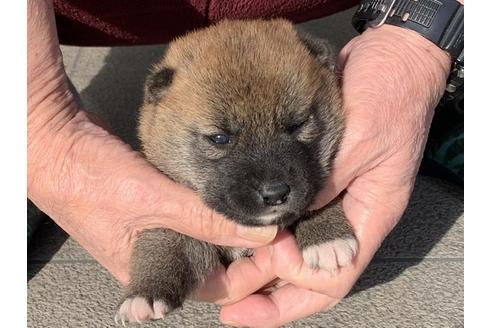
top-left (27, 0), bottom-right (277, 285)
top-left (199, 25), bottom-right (451, 327)
top-left (28, 109), bottom-right (277, 285)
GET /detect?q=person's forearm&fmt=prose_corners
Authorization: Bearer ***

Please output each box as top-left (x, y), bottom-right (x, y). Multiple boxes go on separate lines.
top-left (28, 0), bottom-right (76, 126)
top-left (27, 0), bottom-right (85, 207)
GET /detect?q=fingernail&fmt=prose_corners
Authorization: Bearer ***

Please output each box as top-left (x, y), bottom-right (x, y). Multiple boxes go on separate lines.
top-left (236, 225), bottom-right (277, 244)
top-left (222, 320), bottom-right (241, 327)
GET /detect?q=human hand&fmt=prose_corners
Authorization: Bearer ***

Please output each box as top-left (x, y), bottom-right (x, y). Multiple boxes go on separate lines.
top-left (28, 109), bottom-right (278, 285)
top-left (206, 25), bottom-right (451, 327)
top-left (27, 0), bottom-right (277, 285)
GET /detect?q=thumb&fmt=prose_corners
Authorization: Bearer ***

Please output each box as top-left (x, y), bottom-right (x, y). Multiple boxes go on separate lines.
top-left (180, 205), bottom-right (278, 248)
top-left (335, 35), bottom-right (359, 75)
top-left (309, 144), bottom-right (360, 210)
top-left (149, 178), bottom-right (278, 248)
top-left (309, 36), bottom-right (364, 210)
top-left (309, 167), bottom-right (352, 210)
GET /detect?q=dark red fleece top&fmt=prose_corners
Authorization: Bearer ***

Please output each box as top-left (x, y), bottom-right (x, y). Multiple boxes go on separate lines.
top-left (53, 0), bottom-right (358, 46)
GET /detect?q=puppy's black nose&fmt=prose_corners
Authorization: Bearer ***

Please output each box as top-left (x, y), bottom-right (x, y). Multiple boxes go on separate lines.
top-left (259, 183), bottom-right (290, 206)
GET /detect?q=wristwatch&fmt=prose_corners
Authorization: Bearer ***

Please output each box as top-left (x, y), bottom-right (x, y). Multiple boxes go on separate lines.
top-left (352, 0), bottom-right (464, 95)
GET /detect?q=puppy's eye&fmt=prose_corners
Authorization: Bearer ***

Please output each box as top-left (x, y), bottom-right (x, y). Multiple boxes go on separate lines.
top-left (287, 119), bottom-right (308, 134)
top-left (208, 134), bottom-right (231, 145)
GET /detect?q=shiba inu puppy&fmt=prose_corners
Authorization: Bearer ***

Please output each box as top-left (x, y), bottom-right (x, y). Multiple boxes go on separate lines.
top-left (115, 19), bottom-right (357, 324)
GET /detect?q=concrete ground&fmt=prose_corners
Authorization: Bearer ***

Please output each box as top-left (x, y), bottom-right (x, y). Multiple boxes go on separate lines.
top-left (27, 8), bottom-right (464, 328)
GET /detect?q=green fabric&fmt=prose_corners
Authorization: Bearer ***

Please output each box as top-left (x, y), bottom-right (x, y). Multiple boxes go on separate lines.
top-left (425, 125), bottom-right (464, 183)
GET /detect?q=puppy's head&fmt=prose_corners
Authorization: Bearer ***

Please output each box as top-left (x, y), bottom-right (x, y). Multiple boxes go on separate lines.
top-left (138, 19), bottom-right (343, 227)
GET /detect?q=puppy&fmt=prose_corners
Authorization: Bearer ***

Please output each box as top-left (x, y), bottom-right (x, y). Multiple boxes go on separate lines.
top-left (115, 19), bottom-right (357, 324)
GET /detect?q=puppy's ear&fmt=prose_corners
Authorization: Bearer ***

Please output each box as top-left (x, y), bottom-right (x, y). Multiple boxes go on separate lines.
top-left (296, 30), bottom-right (336, 69)
top-left (144, 67), bottom-right (175, 104)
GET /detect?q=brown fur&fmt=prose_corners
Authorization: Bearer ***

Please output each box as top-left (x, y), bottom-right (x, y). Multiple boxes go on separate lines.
top-left (138, 19), bottom-right (342, 190)
top-left (115, 19), bottom-right (357, 325)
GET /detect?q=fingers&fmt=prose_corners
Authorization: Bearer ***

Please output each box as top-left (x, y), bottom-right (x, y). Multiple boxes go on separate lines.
top-left (212, 226), bottom-right (379, 301)
top-left (193, 246), bottom-right (276, 305)
top-left (221, 283), bottom-right (338, 328)
top-left (267, 231), bottom-right (361, 299)
top-left (202, 230), bottom-right (364, 303)
top-left (218, 185), bottom-right (403, 327)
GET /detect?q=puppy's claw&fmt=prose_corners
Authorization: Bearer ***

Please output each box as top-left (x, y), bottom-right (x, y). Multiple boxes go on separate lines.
top-left (115, 296), bottom-right (169, 325)
top-left (302, 237), bottom-right (358, 273)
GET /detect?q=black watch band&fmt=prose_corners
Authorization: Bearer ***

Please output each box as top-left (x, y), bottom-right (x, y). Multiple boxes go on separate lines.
top-left (352, 0), bottom-right (464, 60)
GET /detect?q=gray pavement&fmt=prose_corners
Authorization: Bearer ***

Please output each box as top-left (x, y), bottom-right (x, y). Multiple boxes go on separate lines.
top-left (27, 8), bottom-right (464, 327)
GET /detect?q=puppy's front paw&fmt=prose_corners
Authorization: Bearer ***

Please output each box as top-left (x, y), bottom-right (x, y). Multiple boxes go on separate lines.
top-left (302, 237), bottom-right (358, 273)
top-left (114, 296), bottom-right (169, 325)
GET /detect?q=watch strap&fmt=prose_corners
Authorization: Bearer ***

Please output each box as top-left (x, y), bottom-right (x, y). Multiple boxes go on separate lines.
top-left (385, 0), bottom-right (463, 59)
top-left (353, 0), bottom-right (464, 59)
